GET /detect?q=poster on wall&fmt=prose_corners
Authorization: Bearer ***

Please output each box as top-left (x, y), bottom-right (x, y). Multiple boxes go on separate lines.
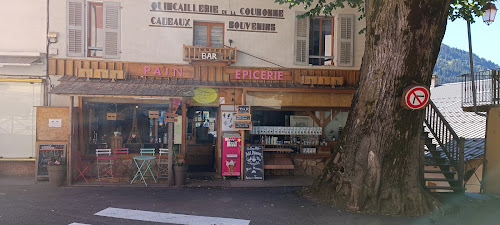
top-left (174, 115), bottom-right (182, 144)
top-left (221, 111), bottom-right (237, 131)
top-left (290, 116), bottom-right (313, 127)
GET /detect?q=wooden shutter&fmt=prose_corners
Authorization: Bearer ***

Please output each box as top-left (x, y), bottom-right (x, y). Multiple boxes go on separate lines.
top-left (294, 12), bottom-right (309, 65)
top-left (337, 14), bottom-right (354, 67)
top-left (103, 2), bottom-right (121, 59)
top-left (67, 0), bottom-right (85, 57)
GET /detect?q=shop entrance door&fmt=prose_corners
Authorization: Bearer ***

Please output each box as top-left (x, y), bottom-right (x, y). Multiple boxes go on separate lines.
top-left (186, 107), bottom-right (217, 172)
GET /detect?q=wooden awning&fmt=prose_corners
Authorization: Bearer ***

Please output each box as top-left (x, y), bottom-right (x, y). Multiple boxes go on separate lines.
top-left (50, 76), bottom-right (195, 97)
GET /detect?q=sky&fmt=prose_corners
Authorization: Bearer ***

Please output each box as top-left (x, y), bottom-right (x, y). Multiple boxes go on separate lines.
top-left (442, 15), bottom-right (500, 65)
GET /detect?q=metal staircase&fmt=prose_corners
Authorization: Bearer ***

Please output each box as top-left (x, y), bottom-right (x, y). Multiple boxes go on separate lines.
top-left (423, 100), bottom-right (465, 192)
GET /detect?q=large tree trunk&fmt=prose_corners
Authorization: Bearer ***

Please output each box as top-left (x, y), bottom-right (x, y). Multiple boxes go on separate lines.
top-left (311, 1), bottom-right (450, 216)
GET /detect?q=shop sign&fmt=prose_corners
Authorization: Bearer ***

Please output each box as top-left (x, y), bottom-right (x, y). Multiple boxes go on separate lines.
top-left (199, 52), bottom-right (222, 61)
top-left (237, 105), bottom-right (250, 114)
top-left (149, 2), bottom-right (283, 33)
top-left (126, 63), bottom-right (195, 78)
top-left (234, 121), bottom-right (252, 130)
top-left (227, 68), bottom-right (292, 81)
top-left (236, 114), bottom-right (251, 121)
top-left (401, 85), bottom-right (430, 110)
top-left (193, 87), bottom-right (218, 104)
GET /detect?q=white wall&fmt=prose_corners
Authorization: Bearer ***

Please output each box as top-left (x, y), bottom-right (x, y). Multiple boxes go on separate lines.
top-left (49, 0), bottom-right (365, 69)
top-left (0, 0), bottom-right (47, 77)
top-left (0, 0), bottom-right (47, 53)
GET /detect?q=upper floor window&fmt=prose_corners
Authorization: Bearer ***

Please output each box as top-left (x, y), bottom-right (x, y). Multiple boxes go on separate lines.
top-left (67, 0), bottom-right (121, 59)
top-left (88, 2), bottom-right (103, 57)
top-left (193, 22), bottom-right (224, 48)
top-left (309, 18), bottom-right (334, 66)
top-left (294, 13), bottom-right (354, 67)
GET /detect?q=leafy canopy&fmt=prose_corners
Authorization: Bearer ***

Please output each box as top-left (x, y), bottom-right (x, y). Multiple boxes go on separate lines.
top-left (275, 0), bottom-right (496, 23)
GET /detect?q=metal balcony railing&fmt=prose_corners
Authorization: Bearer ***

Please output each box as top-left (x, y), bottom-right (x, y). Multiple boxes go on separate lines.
top-left (462, 69), bottom-right (500, 108)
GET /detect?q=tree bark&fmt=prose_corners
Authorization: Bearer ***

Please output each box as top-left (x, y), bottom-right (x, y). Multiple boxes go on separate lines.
top-left (311, 0), bottom-right (450, 216)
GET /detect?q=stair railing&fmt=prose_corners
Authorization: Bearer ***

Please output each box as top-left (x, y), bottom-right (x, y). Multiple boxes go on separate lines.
top-left (424, 100), bottom-right (465, 188)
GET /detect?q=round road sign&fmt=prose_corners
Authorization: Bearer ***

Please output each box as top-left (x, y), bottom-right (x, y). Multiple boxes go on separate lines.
top-left (402, 85), bottom-right (430, 110)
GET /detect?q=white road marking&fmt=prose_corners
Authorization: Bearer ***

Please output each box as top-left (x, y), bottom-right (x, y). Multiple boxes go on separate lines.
top-left (69, 223), bottom-right (92, 225)
top-left (95, 207), bottom-right (250, 225)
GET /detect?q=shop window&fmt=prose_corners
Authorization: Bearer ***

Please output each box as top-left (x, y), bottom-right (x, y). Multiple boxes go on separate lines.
top-left (193, 22), bottom-right (224, 48)
top-left (294, 13), bottom-right (354, 67)
top-left (67, 0), bottom-right (121, 58)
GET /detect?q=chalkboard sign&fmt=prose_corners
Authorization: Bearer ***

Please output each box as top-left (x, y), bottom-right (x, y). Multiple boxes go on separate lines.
top-left (237, 105), bottom-right (250, 114)
top-left (245, 146), bottom-right (264, 180)
top-left (36, 143), bottom-right (66, 177)
top-left (236, 114), bottom-right (251, 121)
top-left (234, 121), bottom-right (251, 130)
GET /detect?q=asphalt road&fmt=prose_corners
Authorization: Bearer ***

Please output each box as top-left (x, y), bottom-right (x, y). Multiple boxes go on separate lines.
top-left (0, 181), bottom-right (413, 225)
top-left (2, 179), bottom-right (499, 225)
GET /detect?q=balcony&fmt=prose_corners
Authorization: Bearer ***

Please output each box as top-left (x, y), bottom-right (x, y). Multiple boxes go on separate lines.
top-left (462, 68), bottom-right (500, 112)
top-left (183, 45), bottom-right (237, 64)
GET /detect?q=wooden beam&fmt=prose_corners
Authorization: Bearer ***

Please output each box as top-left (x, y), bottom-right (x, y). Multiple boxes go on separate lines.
top-left (324, 111), bottom-right (339, 126)
top-left (306, 111), bottom-right (321, 126)
top-left (182, 100), bottom-right (187, 156)
top-left (319, 111), bottom-right (325, 139)
top-left (78, 97), bottom-right (85, 160)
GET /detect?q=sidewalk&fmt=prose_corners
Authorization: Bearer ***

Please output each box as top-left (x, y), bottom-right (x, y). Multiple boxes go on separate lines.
top-left (0, 174), bottom-right (314, 188)
top-left (0, 175), bottom-right (36, 186)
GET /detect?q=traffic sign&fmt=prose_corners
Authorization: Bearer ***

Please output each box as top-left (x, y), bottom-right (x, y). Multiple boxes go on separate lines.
top-left (402, 85), bottom-right (430, 110)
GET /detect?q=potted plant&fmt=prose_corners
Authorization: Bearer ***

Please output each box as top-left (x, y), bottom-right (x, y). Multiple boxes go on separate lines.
top-left (173, 153), bottom-right (188, 186)
top-left (47, 152), bottom-right (67, 187)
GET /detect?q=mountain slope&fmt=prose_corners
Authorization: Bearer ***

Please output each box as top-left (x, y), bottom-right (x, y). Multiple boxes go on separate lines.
top-left (433, 44), bottom-right (499, 84)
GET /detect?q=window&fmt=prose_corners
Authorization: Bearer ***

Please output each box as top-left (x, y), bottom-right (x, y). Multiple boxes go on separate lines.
top-left (67, 0), bottom-right (121, 59)
top-left (88, 2), bottom-right (103, 57)
top-left (193, 22), bottom-right (224, 48)
top-left (294, 13), bottom-right (354, 67)
top-left (309, 18), bottom-right (334, 65)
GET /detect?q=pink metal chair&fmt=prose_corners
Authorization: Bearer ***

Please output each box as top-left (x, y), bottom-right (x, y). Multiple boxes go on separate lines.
top-left (112, 148), bottom-right (129, 178)
top-left (113, 148), bottom-right (129, 156)
top-left (96, 149), bottom-right (116, 179)
top-left (74, 151), bottom-right (93, 183)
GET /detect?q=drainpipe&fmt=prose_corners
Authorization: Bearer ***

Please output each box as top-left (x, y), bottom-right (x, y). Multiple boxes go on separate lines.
top-left (45, 0), bottom-right (51, 106)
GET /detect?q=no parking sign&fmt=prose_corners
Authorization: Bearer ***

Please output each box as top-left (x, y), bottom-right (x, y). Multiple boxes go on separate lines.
top-left (401, 85), bottom-right (430, 110)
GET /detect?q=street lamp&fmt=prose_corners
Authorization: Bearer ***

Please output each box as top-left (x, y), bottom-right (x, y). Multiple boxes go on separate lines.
top-left (467, 2), bottom-right (496, 115)
top-left (483, 2), bottom-right (497, 25)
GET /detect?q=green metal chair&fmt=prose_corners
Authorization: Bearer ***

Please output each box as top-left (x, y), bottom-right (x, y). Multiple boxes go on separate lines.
top-left (140, 148), bottom-right (155, 156)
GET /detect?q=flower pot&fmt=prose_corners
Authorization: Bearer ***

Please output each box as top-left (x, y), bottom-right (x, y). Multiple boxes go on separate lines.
top-left (47, 165), bottom-right (66, 187)
top-left (173, 165), bottom-right (188, 186)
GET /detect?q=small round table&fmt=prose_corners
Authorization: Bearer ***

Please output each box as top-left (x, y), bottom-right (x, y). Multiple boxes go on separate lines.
top-left (131, 155), bottom-right (157, 186)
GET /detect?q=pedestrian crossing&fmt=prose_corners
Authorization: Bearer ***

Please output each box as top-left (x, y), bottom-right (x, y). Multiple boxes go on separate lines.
top-left (70, 207), bottom-right (251, 225)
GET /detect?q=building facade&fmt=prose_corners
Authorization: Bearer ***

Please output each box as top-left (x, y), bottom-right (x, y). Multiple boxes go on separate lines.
top-left (0, 0), bottom-right (48, 176)
top-left (43, 0), bottom-right (365, 183)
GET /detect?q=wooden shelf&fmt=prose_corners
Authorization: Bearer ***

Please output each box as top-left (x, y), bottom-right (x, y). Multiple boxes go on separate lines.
top-left (263, 148), bottom-right (294, 153)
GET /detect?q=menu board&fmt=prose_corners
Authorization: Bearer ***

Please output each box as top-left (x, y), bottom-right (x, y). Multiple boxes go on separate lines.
top-left (36, 143), bottom-right (66, 177)
top-left (244, 146), bottom-right (264, 180)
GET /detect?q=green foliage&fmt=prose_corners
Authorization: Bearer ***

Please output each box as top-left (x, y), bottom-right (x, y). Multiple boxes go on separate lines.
top-left (449, 0), bottom-right (494, 23)
top-left (433, 44), bottom-right (499, 84)
top-left (275, 0), bottom-right (497, 23)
